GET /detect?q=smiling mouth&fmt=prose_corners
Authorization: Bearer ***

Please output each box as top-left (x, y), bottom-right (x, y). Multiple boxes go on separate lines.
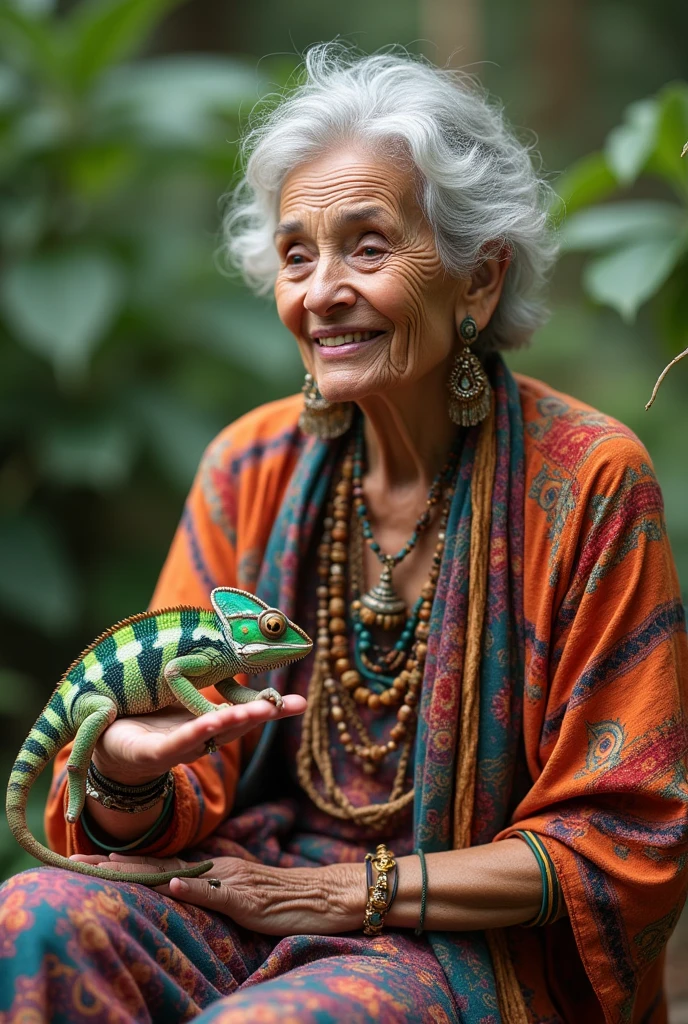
top-left (314, 330), bottom-right (385, 347)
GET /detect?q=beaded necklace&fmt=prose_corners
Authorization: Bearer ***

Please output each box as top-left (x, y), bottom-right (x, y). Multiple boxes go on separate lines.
top-left (352, 420), bottom-right (460, 630)
top-left (296, 435), bottom-right (459, 826)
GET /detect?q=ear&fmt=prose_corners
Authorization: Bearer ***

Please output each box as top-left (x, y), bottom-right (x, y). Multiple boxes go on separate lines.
top-left (211, 587), bottom-right (269, 620)
top-left (454, 245), bottom-right (512, 333)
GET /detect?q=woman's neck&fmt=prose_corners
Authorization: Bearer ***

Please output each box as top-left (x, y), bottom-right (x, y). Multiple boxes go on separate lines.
top-left (356, 360), bottom-right (459, 493)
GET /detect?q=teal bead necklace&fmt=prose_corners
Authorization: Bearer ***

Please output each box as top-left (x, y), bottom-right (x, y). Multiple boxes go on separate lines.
top-left (349, 514), bottom-right (426, 686)
top-left (350, 419), bottom-right (462, 675)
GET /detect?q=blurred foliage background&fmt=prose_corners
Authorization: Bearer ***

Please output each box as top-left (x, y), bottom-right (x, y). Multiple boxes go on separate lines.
top-left (0, 0), bottom-right (687, 879)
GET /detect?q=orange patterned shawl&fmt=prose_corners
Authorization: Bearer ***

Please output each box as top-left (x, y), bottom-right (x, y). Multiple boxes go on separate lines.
top-left (46, 374), bottom-right (688, 1023)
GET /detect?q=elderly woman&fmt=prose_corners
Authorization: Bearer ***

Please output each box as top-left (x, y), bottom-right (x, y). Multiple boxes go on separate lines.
top-left (2, 46), bottom-right (686, 1024)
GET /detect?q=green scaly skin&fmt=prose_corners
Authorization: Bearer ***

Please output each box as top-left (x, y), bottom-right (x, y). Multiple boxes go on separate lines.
top-left (7, 588), bottom-right (312, 886)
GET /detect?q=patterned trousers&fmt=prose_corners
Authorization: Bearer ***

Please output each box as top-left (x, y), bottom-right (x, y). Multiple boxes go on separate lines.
top-left (0, 868), bottom-right (459, 1024)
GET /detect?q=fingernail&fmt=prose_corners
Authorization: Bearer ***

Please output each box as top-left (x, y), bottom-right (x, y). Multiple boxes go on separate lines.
top-left (172, 877), bottom-right (189, 892)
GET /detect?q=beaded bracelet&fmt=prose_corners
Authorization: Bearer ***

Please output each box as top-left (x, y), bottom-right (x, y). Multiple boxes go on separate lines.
top-left (80, 788), bottom-right (175, 853)
top-left (363, 844), bottom-right (397, 936)
top-left (512, 830), bottom-right (562, 927)
top-left (86, 762), bottom-right (174, 814)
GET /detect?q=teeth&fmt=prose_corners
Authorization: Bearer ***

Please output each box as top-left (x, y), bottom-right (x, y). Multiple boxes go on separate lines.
top-left (317, 331), bottom-right (381, 347)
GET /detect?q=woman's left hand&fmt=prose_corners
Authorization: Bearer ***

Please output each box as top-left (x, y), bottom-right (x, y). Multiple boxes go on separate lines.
top-left (70, 853), bottom-right (366, 935)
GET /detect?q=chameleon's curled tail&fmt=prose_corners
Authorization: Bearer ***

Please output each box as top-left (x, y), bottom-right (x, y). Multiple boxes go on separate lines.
top-left (6, 695), bottom-right (213, 886)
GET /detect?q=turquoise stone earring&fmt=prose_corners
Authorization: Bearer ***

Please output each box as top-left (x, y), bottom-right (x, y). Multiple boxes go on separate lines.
top-left (447, 315), bottom-right (491, 427)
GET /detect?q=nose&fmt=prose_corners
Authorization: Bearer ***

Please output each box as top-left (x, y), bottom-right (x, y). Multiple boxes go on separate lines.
top-left (303, 254), bottom-right (357, 318)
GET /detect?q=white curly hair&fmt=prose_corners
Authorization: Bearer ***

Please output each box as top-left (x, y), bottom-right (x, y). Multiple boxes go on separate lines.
top-left (223, 44), bottom-right (558, 350)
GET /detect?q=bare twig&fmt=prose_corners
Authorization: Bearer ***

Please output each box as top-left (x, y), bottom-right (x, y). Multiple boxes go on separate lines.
top-left (645, 346), bottom-right (688, 409)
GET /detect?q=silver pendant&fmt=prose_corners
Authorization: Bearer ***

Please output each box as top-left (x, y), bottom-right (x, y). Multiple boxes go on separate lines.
top-left (360, 561), bottom-right (407, 630)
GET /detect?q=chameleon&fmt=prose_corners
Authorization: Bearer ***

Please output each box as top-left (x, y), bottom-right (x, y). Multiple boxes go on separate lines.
top-left (7, 587), bottom-right (312, 886)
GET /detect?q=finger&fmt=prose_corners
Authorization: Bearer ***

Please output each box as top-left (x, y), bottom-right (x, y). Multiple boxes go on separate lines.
top-left (195, 694), bottom-right (307, 736)
top-left (69, 856), bottom-right (149, 874)
top-left (108, 853), bottom-right (187, 871)
top-left (158, 695), bottom-right (308, 763)
top-left (167, 875), bottom-right (232, 913)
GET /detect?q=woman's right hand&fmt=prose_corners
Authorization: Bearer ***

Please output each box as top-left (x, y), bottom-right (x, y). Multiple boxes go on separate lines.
top-left (82, 694), bottom-right (306, 843)
top-left (91, 694), bottom-right (307, 786)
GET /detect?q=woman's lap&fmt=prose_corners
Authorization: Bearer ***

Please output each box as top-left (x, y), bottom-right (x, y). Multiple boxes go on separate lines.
top-left (0, 869), bottom-right (458, 1024)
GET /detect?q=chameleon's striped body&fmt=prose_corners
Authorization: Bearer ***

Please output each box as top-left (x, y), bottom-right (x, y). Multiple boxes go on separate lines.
top-left (7, 589), bottom-right (312, 886)
top-left (60, 607), bottom-right (234, 718)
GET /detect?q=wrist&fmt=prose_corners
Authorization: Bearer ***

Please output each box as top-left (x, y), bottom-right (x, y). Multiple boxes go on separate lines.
top-left (383, 853), bottom-right (422, 929)
top-left (323, 862), bottom-right (368, 931)
top-left (91, 749), bottom-right (165, 787)
top-left (84, 795), bottom-right (167, 842)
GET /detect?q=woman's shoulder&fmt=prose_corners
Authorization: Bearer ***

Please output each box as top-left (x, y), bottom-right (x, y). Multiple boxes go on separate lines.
top-left (211, 393), bottom-right (303, 450)
top-left (516, 373), bottom-right (655, 489)
top-left (201, 393), bottom-right (303, 479)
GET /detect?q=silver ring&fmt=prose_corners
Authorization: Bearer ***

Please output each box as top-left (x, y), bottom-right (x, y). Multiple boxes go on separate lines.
top-left (204, 738), bottom-right (217, 755)
top-left (207, 877), bottom-right (222, 889)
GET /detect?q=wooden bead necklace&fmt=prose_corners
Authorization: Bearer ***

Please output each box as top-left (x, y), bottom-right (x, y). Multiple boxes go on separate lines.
top-left (296, 435), bottom-right (457, 825)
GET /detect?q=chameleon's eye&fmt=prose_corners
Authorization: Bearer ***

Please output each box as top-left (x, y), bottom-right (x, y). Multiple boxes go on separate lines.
top-left (258, 609), bottom-right (287, 640)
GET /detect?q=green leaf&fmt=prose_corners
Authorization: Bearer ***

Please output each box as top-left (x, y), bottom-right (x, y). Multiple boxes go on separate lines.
top-left (94, 55), bottom-right (262, 146)
top-left (0, 63), bottom-right (23, 111)
top-left (65, 142), bottom-right (137, 200)
top-left (37, 420), bottom-right (135, 489)
top-left (0, 193), bottom-right (47, 252)
top-left (604, 98), bottom-right (659, 186)
top-left (554, 152), bottom-right (617, 219)
top-left (582, 236), bottom-right (687, 322)
top-left (0, 514), bottom-right (79, 633)
top-left (1, 248), bottom-right (125, 383)
top-left (648, 83), bottom-right (688, 194)
top-left (127, 388), bottom-right (219, 491)
top-left (170, 296), bottom-right (302, 382)
top-left (6, 0), bottom-right (56, 16)
top-left (561, 201), bottom-right (685, 252)
top-left (65, 0), bottom-right (185, 90)
top-left (657, 260), bottom-right (688, 353)
top-left (0, 3), bottom-right (64, 82)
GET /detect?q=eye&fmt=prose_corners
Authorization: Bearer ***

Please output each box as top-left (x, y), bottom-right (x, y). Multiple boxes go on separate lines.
top-left (361, 246), bottom-right (380, 257)
top-left (284, 246), bottom-right (311, 267)
top-left (258, 609), bottom-right (287, 640)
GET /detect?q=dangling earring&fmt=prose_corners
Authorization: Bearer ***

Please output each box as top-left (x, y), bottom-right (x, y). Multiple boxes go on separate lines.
top-left (298, 373), bottom-right (353, 440)
top-left (447, 315), bottom-right (491, 427)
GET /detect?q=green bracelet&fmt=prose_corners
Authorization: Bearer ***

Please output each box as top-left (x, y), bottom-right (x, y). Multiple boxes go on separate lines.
top-left (80, 788), bottom-right (174, 854)
top-left (414, 848), bottom-right (428, 935)
top-left (513, 830), bottom-right (561, 926)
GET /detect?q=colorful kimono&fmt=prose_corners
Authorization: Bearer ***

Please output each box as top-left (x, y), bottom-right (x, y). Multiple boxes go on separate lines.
top-left (2, 362), bottom-right (687, 1024)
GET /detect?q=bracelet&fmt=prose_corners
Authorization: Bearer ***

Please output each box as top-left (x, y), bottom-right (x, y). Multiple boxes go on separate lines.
top-left (512, 830), bottom-right (561, 927)
top-left (80, 788), bottom-right (175, 853)
top-left (363, 844), bottom-right (397, 936)
top-left (86, 762), bottom-right (174, 813)
top-left (414, 848), bottom-right (428, 935)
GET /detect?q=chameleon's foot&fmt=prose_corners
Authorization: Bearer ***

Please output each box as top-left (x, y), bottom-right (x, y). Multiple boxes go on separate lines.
top-left (257, 687), bottom-right (284, 710)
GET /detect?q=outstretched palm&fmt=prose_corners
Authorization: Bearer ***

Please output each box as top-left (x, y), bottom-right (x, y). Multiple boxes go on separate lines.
top-left (91, 695), bottom-right (307, 786)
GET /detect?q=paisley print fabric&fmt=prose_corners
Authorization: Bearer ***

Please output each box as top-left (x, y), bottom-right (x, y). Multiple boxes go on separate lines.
top-left (0, 813), bottom-right (459, 1024)
top-left (16, 361), bottom-right (688, 1024)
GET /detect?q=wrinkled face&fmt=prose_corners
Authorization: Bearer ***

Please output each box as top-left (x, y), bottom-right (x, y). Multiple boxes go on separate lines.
top-left (274, 145), bottom-right (462, 403)
top-left (211, 588), bottom-right (313, 672)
